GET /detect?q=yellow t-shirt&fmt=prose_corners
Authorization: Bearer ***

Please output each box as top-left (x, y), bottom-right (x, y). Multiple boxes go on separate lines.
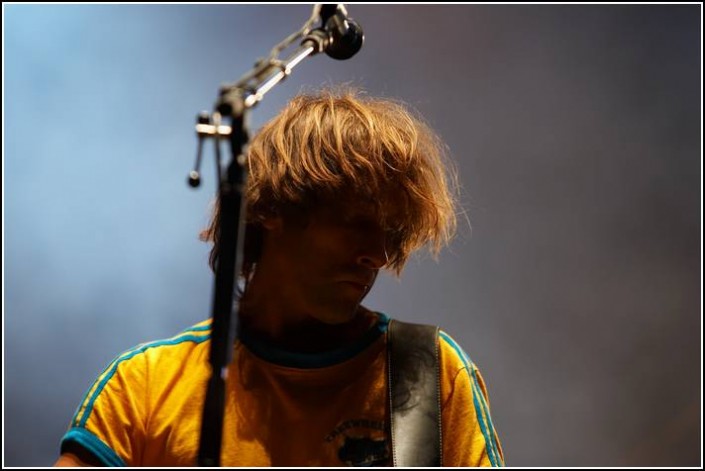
top-left (61, 312), bottom-right (504, 466)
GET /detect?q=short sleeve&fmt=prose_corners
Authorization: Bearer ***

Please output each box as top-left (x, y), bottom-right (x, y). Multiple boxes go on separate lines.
top-left (60, 345), bottom-right (150, 467)
top-left (439, 331), bottom-right (504, 467)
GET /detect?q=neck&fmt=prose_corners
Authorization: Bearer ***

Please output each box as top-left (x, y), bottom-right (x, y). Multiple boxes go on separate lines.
top-left (237, 279), bottom-right (376, 354)
top-left (238, 308), bottom-right (376, 354)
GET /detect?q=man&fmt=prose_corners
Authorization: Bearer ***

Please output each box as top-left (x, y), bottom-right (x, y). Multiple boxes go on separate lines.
top-left (55, 89), bottom-right (504, 467)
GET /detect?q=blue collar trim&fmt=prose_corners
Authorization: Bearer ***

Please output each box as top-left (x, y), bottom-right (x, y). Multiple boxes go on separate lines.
top-left (239, 312), bottom-right (389, 369)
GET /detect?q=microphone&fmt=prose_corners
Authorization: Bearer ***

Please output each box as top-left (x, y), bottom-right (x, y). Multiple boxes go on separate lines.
top-left (321, 4), bottom-right (364, 60)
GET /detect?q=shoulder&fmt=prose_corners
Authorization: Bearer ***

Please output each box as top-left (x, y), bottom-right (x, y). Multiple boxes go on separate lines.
top-left (87, 320), bottom-right (213, 390)
top-left (385, 317), bottom-right (473, 375)
top-left (65, 320), bottom-right (214, 447)
top-left (120, 319), bottom-right (212, 364)
top-left (437, 329), bottom-right (477, 375)
top-left (435, 329), bottom-right (489, 404)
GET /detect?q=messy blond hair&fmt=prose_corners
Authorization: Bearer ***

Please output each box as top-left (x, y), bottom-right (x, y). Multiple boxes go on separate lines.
top-left (200, 87), bottom-right (459, 278)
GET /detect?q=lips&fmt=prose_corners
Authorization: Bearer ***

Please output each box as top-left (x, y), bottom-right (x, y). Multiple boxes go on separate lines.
top-left (341, 277), bottom-right (372, 289)
top-left (338, 280), bottom-right (371, 294)
top-left (337, 272), bottom-right (375, 294)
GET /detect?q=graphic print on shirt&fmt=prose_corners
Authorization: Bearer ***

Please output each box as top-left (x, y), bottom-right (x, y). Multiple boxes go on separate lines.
top-left (326, 418), bottom-right (389, 466)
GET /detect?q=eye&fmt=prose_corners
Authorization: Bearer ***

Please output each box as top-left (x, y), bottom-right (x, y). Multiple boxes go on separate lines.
top-left (337, 211), bottom-right (374, 228)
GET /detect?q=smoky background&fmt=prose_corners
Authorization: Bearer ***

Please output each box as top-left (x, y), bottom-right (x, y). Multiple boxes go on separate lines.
top-left (3, 4), bottom-right (701, 466)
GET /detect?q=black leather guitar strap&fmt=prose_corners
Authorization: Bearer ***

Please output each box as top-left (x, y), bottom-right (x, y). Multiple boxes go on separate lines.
top-left (387, 319), bottom-right (442, 467)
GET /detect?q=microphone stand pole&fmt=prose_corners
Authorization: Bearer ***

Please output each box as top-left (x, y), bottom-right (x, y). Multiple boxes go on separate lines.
top-left (189, 9), bottom-right (336, 467)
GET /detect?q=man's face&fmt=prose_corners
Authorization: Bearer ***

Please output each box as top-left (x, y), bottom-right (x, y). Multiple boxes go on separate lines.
top-left (258, 199), bottom-right (391, 326)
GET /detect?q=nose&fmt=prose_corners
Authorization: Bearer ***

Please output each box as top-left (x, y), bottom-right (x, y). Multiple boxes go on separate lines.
top-left (355, 232), bottom-right (389, 269)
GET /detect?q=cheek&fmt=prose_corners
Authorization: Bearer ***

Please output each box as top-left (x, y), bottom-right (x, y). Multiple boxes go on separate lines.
top-left (296, 233), bottom-right (353, 278)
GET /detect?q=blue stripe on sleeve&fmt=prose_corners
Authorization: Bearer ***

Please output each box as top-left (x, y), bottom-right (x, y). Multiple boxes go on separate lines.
top-left (180, 323), bottom-right (212, 333)
top-left (71, 356), bottom-right (120, 428)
